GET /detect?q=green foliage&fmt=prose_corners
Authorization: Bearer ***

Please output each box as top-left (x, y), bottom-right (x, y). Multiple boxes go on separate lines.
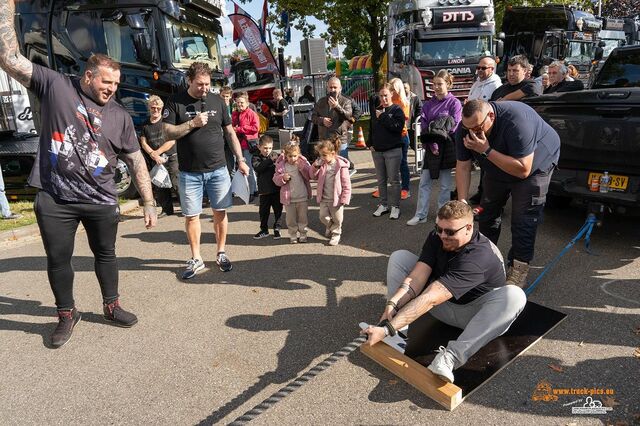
top-left (601, 0), bottom-right (637, 17)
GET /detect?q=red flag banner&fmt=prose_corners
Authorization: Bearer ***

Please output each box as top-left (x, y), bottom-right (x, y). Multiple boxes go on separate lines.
top-left (228, 14), bottom-right (280, 76)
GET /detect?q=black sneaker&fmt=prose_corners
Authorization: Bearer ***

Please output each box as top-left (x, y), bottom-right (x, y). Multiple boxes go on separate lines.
top-left (103, 299), bottom-right (138, 328)
top-left (253, 230), bottom-right (269, 239)
top-left (273, 229), bottom-right (282, 240)
top-left (217, 252), bottom-right (233, 272)
top-left (51, 308), bottom-right (81, 348)
top-left (182, 258), bottom-right (204, 280)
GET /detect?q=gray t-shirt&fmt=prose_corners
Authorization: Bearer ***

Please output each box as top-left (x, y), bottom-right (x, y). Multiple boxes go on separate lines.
top-left (285, 163), bottom-right (308, 202)
top-left (28, 64), bottom-right (139, 204)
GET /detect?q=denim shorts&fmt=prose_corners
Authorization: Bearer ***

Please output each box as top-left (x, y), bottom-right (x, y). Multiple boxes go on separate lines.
top-left (179, 167), bottom-right (232, 216)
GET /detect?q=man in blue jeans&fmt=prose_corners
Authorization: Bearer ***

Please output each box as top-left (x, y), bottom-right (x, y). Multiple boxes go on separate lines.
top-left (163, 62), bottom-right (248, 278)
top-left (454, 99), bottom-right (560, 288)
top-left (362, 201), bottom-right (526, 384)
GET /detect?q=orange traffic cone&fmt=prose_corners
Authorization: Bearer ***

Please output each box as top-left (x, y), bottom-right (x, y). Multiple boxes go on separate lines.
top-left (355, 127), bottom-right (367, 149)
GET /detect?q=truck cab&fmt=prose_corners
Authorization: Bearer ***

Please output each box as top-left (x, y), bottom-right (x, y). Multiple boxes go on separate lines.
top-left (2, 0), bottom-right (225, 199)
top-left (500, 5), bottom-right (601, 81)
top-left (387, 0), bottom-right (499, 101)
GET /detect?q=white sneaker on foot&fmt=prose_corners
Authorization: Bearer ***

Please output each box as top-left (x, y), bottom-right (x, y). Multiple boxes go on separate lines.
top-left (373, 205), bottom-right (389, 217)
top-left (406, 216), bottom-right (427, 226)
top-left (427, 346), bottom-right (455, 383)
top-left (328, 235), bottom-right (340, 246)
top-left (389, 206), bottom-right (400, 220)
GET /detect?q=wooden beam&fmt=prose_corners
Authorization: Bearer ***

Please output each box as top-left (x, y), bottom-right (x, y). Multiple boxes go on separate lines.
top-left (361, 341), bottom-right (463, 411)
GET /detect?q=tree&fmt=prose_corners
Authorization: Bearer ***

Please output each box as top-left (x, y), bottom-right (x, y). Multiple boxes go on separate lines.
top-left (253, 0), bottom-right (390, 88)
top-left (224, 48), bottom-right (249, 64)
top-left (601, 0), bottom-right (637, 17)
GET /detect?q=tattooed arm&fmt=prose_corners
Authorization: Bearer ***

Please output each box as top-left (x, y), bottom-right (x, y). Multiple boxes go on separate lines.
top-left (391, 281), bottom-right (453, 330)
top-left (364, 279), bottom-right (453, 347)
top-left (121, 150), bottom-right (157, 229)
top-left (0, 1), bottom-right (33, 88)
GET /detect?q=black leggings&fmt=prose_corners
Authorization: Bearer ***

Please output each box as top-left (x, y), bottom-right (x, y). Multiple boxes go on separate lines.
top-left (35, 191), bottom-right (120, 310)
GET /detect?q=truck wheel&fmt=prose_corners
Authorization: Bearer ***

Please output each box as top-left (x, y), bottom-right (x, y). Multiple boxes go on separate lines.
top-left (114, 159), bottom-right (139, 199)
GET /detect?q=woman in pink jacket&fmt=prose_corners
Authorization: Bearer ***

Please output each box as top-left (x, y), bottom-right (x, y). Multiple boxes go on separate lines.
top-left (308, 139), bottom-right (352, 246)
top-left (232, 93), bottom-right (259, 195)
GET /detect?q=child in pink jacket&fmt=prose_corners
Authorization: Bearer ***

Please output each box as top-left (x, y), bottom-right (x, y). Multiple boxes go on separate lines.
top-left (308, 139), bottom-right (352, 246)
top-left (273, 143), bottom-right (312, 243)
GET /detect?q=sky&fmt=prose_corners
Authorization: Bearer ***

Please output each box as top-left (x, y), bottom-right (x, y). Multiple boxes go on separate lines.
top-left (220, 0), bottom-right (338, 59)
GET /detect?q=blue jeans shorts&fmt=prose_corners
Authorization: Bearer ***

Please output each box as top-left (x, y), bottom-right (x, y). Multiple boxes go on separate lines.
top-left (179, 167), bottom-right (232, 216)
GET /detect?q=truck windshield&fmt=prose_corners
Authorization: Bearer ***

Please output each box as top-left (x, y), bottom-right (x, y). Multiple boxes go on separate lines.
top-left (167, 16), bottom-right (222, 71)
top-left (601, 39), bottom-right (623, 57)
top-left (594, 50), bottom-right (640, 88)
top-left (414, 37), bottom-right (491, 66)
top-left (565, 41), bottom-right (594, 63)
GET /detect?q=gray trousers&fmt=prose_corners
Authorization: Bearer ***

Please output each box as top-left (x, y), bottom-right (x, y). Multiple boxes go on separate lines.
top-left (372, 147), bottom-right (402, 208)
top-left (387, 250), bottom-right (526, 368)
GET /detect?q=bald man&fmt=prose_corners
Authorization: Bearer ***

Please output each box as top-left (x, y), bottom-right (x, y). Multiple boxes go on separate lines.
top-left (467, 56), bottom-right (502, 101)
top-left (454, 100), bottom-right (560, 289)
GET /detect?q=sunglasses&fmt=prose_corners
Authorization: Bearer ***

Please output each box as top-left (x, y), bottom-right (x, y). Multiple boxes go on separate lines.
top-left (435, 223), bottom-right (469, 237)
top-left (476, 66), bottom-right (493, 71)
top-left (149, 107), bottom-right (162, 111)
top-left (461, 112), bottom-right (490, 134)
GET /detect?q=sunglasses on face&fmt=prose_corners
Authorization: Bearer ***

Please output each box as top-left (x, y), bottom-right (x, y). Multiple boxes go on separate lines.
top-left (435, 223), bottom-right (469, 237)
top-left (476, 66), bottom-right (493, 71)
top-left (150, 107), bottom-right (162, 111)
top-left (461, 112), bottom-right (490, 134)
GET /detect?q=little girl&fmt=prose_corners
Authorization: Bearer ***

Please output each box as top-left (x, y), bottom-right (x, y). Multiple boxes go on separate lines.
top-left (308, 139), bottom-right (351, 246)
top-left (273, 143), bottom-right (312, 243)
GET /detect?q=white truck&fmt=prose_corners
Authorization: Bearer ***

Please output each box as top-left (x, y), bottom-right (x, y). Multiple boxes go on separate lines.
top-left (387, 0), bottom-right (502, 101)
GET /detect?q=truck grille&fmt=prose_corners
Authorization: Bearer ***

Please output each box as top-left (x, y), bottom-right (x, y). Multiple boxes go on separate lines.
top-left (422, 70), bottom-right (475, 101)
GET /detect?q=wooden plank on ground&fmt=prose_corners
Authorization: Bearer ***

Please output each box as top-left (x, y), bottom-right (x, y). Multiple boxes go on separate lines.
top-left (361, 341), bottom-right (463, 411)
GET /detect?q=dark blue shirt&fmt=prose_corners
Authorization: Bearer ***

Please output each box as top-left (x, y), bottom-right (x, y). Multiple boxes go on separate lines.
top-left (455, 101), bottom-right (560, 183)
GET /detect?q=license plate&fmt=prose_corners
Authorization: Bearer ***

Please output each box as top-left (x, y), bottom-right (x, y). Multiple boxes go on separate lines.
top-left (588, 172), bottom-right (629, 191)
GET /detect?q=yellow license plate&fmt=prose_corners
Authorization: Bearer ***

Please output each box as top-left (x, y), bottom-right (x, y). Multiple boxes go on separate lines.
top-left (588, 172), bottom-right (629, 191)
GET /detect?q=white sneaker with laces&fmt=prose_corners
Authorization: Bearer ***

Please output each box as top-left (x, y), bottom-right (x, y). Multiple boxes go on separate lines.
top-left (389, 206), bottom-right (400, 220)
top-left (406, 216), bottom-right (427, 226)
top-left (373, 205), bottom-right (389, 217)
top-left (428, 346), bottom-right (455, 383)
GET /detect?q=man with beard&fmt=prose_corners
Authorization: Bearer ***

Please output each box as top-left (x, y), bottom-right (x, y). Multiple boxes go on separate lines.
top-left (362, 201), bottom-right (526, 384)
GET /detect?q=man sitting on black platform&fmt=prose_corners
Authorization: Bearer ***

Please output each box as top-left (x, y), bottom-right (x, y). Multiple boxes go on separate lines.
top-left (362, 201), bottom-right (526, 384)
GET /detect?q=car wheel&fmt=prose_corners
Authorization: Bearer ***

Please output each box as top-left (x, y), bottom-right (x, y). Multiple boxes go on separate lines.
top-left (114, 159), bottom-right (139, 199)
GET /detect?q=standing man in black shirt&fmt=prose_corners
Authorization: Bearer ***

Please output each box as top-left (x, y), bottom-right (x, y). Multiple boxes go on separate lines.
top-left (272, 88), bottom-right (288, 129)
top-left (140, 95), bottom-right (178, 216)
top-left (490, 55), bottom-right (541, 101)
top-left (362, 201), bottom-right (525, 384)
top-left (163, 62), bottom-right (248, 279)
top-left (455, 100), bottom-right (560, 288)
top-left (0, 1), bottom-right (157, 347)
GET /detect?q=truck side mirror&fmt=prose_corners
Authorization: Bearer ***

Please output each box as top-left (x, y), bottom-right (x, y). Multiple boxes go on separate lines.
top-left (393, 37), bottom-right (402, 63)
top-left (594, 46), bottom-right (604, 61)
top-left (495, 40), bottom-right (504, 59)
top-left (133, 32), bottom-right (158, 66)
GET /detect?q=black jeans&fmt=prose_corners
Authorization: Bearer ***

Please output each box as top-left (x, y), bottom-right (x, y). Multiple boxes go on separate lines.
top-left (259, 193), bottom-right (283, 232)
top-left (154, 154), bottom-right (179, 215)
top-left (34, 191), bottom-right (120, 310)
top-left (478, 169), bottom-right (553, 264)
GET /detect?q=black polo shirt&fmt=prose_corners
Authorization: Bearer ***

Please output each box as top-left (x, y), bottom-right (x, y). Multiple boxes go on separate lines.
top-left (418, 229), bottom-right (506, 304)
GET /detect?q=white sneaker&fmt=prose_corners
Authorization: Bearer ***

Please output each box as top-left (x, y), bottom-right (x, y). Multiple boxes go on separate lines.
top-left (427, 346), bottom-right (455, 383)
top-left (406, 216), bottom-right (427, 226)
top-left (373, 205), bottom-right (389, 217)
top-left (328, 235), bottom-right (340, 246)
top-left (506, 259), bottom-right (530, 288)
top-left (389, 206), bottom-right (400, 220)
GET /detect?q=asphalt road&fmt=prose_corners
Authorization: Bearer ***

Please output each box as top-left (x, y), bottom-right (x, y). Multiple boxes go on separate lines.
top-left (1, 149), bottom-right (639, 425)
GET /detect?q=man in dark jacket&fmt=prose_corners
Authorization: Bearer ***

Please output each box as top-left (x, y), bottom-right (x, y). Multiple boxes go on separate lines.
top-left (544, 61), bottom-right (584, 94)
top-left (312, 77), bottom-right (353, 164)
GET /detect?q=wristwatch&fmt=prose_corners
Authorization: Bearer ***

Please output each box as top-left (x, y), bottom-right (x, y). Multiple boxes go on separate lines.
top-left (237, 158), bottom-right (247, 163)
top-left (481, 147), bottom-right (493, 158)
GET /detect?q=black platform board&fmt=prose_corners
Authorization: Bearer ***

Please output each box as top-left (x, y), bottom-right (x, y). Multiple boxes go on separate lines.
top-left (404, 301), bottom-right (567, 400)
